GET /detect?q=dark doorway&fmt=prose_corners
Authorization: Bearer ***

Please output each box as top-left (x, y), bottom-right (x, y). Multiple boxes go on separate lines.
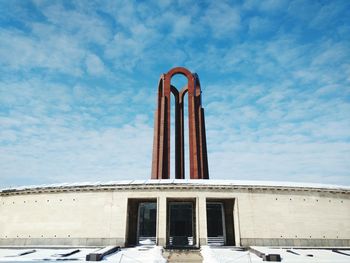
top-left (137, 202), bottom-right (157, 244)
top-left (167, 201), bottom-right (195, 247)
top-left (206, 203), bottom-right (225, 245)
top-left (206, 199), bottom-right (235, 246)
top-left (126, 199), bottom-right (157, 246)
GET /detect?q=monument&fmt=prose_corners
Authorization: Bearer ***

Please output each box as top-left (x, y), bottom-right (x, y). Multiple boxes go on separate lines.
top-left (151, 67), bottom-right (209, 180)
top-left (0, 68), bottom-right (349, 252)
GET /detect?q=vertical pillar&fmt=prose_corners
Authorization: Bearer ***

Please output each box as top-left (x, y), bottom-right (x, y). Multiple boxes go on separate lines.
top-left (198, 196), bottom-right (208, 245)
top-left (151, 75), bottom-right (171, 179)
top-left (171, 87), bottom-right (182, 179)
top-left (200, 108), bottom-right (209, 179)
top-left (188, 74), bottom-right (201, 179)
top-left (179, 88), bottom-right (186, 179)
top-left (157, 96), bottom-right (166, 178)
top-left (151, 79), bottom-right (162, 179)
top-left (163, 75), bottom-right (171, 179)
top-left (157, 196), bottom-right (167, 246)
top-left (234, 199), bottom-right (241, 246)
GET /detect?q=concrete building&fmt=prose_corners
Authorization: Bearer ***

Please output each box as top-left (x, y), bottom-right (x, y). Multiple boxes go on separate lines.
top-left (1, 180), bottom-right (349, 248)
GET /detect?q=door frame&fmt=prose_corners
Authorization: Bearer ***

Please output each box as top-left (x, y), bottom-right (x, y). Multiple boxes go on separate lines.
top-left (126, 198), bottom-right (157, 246)
top-left (206, 202), bottom-right (226, 245)
top-left (136, 201), bottom-right (157, 244)
top-left (206, 198), bottom-right (236, 246)
top-left (166, 199), bottom-right (196, 247)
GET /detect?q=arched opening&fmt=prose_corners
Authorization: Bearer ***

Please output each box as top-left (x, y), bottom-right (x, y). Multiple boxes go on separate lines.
top-left (182, 91), bottom-right (189, 179)
top-left (170, 75), bottom-right (187, 179)
top-left (170, 89), bottom-right (176, 179)
top-left (171, 74), bottom-right (188, 91)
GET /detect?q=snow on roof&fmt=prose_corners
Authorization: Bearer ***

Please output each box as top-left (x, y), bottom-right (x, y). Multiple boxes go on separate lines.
top-left (1, 179), bottom-right (350, 193)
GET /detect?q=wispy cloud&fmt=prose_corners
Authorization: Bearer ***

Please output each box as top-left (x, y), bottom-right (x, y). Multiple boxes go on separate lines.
top-left (0, 0), bottom-right (349, 187)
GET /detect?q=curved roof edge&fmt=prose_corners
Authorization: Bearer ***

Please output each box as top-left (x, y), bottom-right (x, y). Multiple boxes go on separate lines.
top-left (1, 179), bottom-right (350, 193)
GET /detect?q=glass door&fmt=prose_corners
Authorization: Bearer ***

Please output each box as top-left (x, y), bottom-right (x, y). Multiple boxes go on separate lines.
top-left (206, 202), bottom-right (225, 245)
top-left (137, 202), bottom-right (157, 244)
top-left (168, 202), bottom-right (194, 247)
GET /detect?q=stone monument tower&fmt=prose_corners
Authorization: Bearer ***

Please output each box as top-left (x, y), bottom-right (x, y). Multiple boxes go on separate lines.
top-left (151, 67), bottom-right (209, 180)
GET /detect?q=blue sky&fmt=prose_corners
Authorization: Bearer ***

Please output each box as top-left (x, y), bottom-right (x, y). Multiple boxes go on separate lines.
top-left (0, 0), bottom-right (349, 187)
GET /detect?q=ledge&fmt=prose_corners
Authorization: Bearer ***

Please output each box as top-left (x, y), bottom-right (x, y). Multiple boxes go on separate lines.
top-left (1, 180), bottom-right (349, 196)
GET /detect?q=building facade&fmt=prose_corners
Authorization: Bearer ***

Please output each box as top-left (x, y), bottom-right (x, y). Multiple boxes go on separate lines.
top-left (1, 180), bottom-right (349, 247)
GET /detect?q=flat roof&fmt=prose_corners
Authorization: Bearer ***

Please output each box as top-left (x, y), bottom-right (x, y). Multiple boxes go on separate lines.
top-left (1, 179), bottom-right (350, 193)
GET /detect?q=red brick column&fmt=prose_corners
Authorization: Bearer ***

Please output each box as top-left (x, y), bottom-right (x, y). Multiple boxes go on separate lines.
top-left (151, 67), bottom-right (209, 180)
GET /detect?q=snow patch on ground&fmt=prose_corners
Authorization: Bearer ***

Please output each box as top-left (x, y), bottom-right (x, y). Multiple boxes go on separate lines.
top-left (201, 246), bottom-right (262, 263)
top-left (0, 248), bottom-right (98, 261)
top-left (252, 246), bottom-right (350, 262)
top-left (106, 245), bottom-right (165, 263)
top-left (2, 246), bottom-right (350, 262)
top-left (0, 246), bottom-right (166, 262)
top-left (201, 246), bottom-right (350, 263)
top-left (139, 239), bottom-right (156, 245)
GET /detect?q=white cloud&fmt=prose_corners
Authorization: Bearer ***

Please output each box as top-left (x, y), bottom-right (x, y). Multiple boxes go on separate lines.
top-left (248, 16), bottom-right (274, 35)
top-left (85, 54), bottom-right (106, 75)
top-left (0, 0), bottom-right (349, 187)
top-left (36, 3), bottom-right (112, 45)
top-left (0, 28), bottom-right (85, 75)
top-left (203, 2), bottom-right (241, 38)
top-left (201, 73), bottom-right (350, 185)
top-left (243, 0), bottom-right (288, 12)
top-left (309, 1), bottom-right (347, 29)
top-left (208, 141), bottom-right (350, 184)
top-left (105, 32), bottom-right (149, 71)
top-left (0, 77), bottom-right (154, 186)
top-left (0, 122), bottom-right (154, 184)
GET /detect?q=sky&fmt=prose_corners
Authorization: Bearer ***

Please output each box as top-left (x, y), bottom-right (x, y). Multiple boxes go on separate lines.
top-left (0, 0), bottom-right (349, 187)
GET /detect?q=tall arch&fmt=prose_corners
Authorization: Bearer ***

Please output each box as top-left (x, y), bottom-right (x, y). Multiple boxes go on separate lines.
top-left (151, 67), bottom-right (209, 180)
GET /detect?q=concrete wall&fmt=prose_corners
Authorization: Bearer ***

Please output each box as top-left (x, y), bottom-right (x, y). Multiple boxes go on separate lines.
top-left (0, 184), bottom-right (349, 247)
top-left (0, 191), bottom-right (127, 246)
top-left (237, 190), bottom-right (350, 246)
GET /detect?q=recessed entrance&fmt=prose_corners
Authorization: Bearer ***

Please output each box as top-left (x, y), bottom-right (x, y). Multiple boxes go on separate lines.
top-left (167, 200), bottom-right (196, 247)
top-left (126, 199), bottom-right (157, 246)
top-left (206, 199), bottom-right (235, 246)
top-left (206, 202), bottom-right (225, 245)
top-left (137, 202), bottom-right (157, 244)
